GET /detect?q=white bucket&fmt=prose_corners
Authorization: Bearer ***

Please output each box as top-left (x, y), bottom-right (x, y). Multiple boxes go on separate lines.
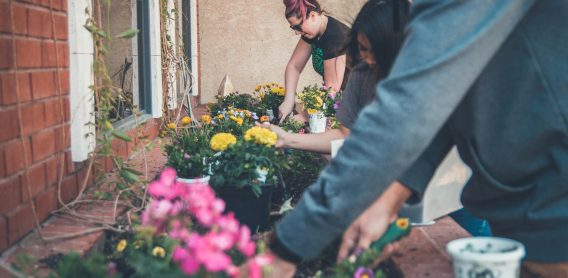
top-left (446, 237), bottom-right (525, 278)
top-left (309, 112), bottom-right (327, 134)
top-left (176, 175), bottom-right (210, 185)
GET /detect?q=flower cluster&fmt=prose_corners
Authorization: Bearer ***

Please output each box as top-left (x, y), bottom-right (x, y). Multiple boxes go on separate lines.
top-left (297, 84), bottom-right (341, 117)
top-left (210, 133), bottom-right (237, 152)
top-left (244, 126), bottom-right (277, 147)
top-left (142, 168), bottom-right (273, 277)
top-left (255, 82), bottom-right (285, 119)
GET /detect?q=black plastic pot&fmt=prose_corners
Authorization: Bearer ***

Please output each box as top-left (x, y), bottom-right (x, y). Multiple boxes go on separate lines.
top-left (217, 185), bottom-right (274, 232)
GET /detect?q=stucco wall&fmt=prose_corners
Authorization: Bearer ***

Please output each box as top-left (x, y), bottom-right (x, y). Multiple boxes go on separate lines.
top-left (198, 1), bottom-right (323, 104)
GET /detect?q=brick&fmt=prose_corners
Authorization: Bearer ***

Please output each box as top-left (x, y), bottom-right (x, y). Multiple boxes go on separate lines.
top-left (1, 72), bottom-right (33, 105)
top-left (12, 3), bottom-right (27, 35)
top-left (0, 217), bottom-right (7, 253)
top-left (0, 38), bottom-right (14, 69)
top-left (0, 147), bottom-right (4, 177)
top-left (75, 164), bottom-right (94, 190)
top-left (21, 102), bottom-right (45, 135)
top-left (21, 163), bottom-right (47, 202)
top-left (31, 71), bottom-right (55, 100)
top-left (53, 14), bottom-right (67, 40)
top-left (0, 176), bottom-right (22, 215)
top-left (3, 139), bottom-right (33, 175)
top-left (64, 151), bottom-right (74, 174)
top-left (44, 99), bottom-right (63, 127)
top-left (44, 156), bottom-right (62, 187)
top-left (6, 204), bottom-right (35, 244)
top-left (41, 41), bottom-right (57, 68)
top-left (0, 2), bottom-right (11, 34)
top-left (58, 70), bottom-right (69, 94)
top-left (60, 174), bottom-right (77, 204)
top-left (16, 39), bottom-right (42, 68)
top-left (0, 266), bottom-right (15, 278)
top-left (34, 186), bottom-right (56, 222)
top-left (27, 8), bottom-right (52, 38)
top-left (62, 96), bottom-right (70, 121)
top-left (0, 108), bottom-right (20, 143)
top-left (31, 129), bottom-right (55, 162)
top-left (54, 124), bottom-right (70, 151)
top-left (56, 42), bottom-right (68, 67)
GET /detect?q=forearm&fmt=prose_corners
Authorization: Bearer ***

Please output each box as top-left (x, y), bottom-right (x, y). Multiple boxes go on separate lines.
top-left (284, 64), bottom-right (301, 103)
top-left (284, 128), bottom-right (345, 154)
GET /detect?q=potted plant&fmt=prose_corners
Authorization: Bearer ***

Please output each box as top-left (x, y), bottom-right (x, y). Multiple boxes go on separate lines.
top-left (208, 92), bottom-right (261, 117)
top-left (209, 107), bottom-right (256, 137)
top-left (164, 117), bottom-right (213, 184)
top-left (297, 85), bottom-right (340, 133)
top-left (208, 127), bottom-right (287, 232)
top-left (255, 82), bottom-right (285, 122)
top-left (446, 237), bottom-right (525, 278)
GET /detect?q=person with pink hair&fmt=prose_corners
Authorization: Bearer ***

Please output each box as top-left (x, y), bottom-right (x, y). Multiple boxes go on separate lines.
top-left (278, 0), bottom-right (350, 122)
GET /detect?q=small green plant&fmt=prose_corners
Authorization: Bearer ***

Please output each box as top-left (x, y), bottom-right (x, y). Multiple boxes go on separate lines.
top-left (255, 82), bottom-right (285, 117)
top-left (208, 92), bottom-right (261, 116)
top-left (164, 117), bottom-right (213, 179)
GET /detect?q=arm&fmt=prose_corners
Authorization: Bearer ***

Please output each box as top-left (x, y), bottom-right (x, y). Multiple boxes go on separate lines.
top-left (280, 39), bottom-right (312, 120)
top-left (271, 0), bottom-right (537, 263)
top-left (270, 124), bottom-right (350, 154)
top-left (323, 54), bottom-right (347, 92)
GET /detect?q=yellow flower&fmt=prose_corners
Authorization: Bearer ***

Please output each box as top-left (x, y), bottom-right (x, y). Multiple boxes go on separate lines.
top-left (315, 96), bottom-right (323, 107)
top-left (104, 120), bottom-right (114, 130)
top-left (260, 115), bottom-right (270, 122)
top-left (236, 118), bottom-right (244, 125)
top-left (244, 110), bottom-right (252, 118)
top-left (210, 133), bottom-right (237, 151)
top-left (396, 218), bottom-right (410, 229)
top-left (277, 87), bottom-right (285, 96)
top-left (167, 123), bottom-right (177, 129)
top-left (116, 239), bottom-right (127, 252)
top-left (244, 126), bottom-right (277, 146)
top-left (217, 114), bottom-right (224, 120)
top-left (152, 246), bottom-right (166, 258)
top-left (255, 85), bottom-right (261, 91)
top-left (181, 116), bottom-right (192, 125)
top-left (201, 115), bottom-right (212, 124)
top-left (307, 108), bottom-right (317, 115)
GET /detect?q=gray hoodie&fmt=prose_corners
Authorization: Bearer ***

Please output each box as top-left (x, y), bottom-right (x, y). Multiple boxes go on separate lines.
top-left (273, 0), bottom-right (568, 263)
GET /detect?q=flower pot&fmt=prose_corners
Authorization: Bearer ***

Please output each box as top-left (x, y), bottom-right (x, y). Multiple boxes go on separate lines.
top-left (217, 185), bottom-right (274, 232)
top-left (266, 109), bottom-right (275, 121)
top-left (309, 112), bottom-right (326, 134)
top-left (176, 175), bottom-right (211, 185)
top-left (446, 237), bottom-right (525, 278)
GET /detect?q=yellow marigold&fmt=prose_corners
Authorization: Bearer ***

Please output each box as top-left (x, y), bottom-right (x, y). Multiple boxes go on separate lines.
top-left (244, 126), bottom-right (277, 146)
top-left (307, 108), bottom-right (317, 115)
top-left (167, 122), bottom-right (177, 129)
top-left (244, 110), bottom-right (252, 118)
top-left (210, 133), bottom-right (237, 151)
top-left (260, 115), bottom-right (270, 122)
top-left (152, 246), bottom-right (166, 258)
top-left (277, 87), bottom-right (285, 96)
top-left (255, 85), bottom-right (261, 91)
top-left (315, 96), bottom-right (323, 107)
top-left (181, 116), bottom-right (192, 125)
top-left (217, 114), bottom-right (224, 120)
top-left (201, 115), bottom-right (212, 124)
top-left (116, 239), bottom-right (127, 252)
top-left (236, 118), bottom-right (244, 126)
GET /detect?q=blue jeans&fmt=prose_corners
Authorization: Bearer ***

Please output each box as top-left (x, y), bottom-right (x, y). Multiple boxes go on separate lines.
top-left (449, 208), bottom-right (492, 237)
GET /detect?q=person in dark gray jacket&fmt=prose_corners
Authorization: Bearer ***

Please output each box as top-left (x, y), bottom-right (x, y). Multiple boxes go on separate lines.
top-left (264, 0), bottom-right (568, 277)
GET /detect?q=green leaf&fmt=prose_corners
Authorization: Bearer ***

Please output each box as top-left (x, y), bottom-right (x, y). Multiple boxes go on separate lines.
top-left (112, 130), bottom-right (132, 142)
top-left (121, 170), bottom-right (139, 183)
top-left (117, 28), bottom-right (140, 39)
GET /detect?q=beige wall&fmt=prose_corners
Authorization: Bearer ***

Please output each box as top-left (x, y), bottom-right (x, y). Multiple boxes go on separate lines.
top-left (198, 1), bottom-right (323, 104)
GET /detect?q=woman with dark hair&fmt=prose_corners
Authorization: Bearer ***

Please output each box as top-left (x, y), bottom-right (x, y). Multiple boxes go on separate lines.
top-left (278, 0), bottom-right (350, 122)
top-left (267, 0), bottom-right (409, 153)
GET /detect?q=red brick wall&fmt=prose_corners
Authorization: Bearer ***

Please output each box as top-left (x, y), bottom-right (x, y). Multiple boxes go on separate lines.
top-left (0, 0), bottom-right (78, 253)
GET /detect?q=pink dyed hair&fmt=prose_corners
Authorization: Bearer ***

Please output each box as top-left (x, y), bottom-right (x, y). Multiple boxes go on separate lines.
top-left (283, 0), bottom-right (321, 19)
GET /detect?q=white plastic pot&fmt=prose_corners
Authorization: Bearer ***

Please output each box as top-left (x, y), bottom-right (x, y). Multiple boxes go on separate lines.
top-left (309, 112), bottom-right (327, 134)
top-left (176, 175), bottom-right (211, 185)
top-left (446, 237), bottom-right (525, 278)
top-left (255, 167), bottom-right (268, 183)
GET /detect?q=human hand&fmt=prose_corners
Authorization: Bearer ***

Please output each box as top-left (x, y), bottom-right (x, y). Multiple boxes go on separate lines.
top-left (255, 122), bottom-right (288, 148)
top-left (337, 198), bottom-right (397, 262)
top-left (278, 100), bottom-right (294, 123)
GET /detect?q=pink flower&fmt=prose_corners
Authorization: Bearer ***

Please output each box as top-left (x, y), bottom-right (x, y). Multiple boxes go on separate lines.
top-left (173, 247), bottom-right (200, 275)
top-left (207, 231), bottom-right (235, 251)
top-left (237, 226), bottom-right (256, 257)
top-left (299, 128), bottom-right (305, 134)
top-left (354, 267), bottom-right (375, 278)
top-left (226, 265), bottom-right (240, 278)
top-left (202, 251), bottom-right (232, 272)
